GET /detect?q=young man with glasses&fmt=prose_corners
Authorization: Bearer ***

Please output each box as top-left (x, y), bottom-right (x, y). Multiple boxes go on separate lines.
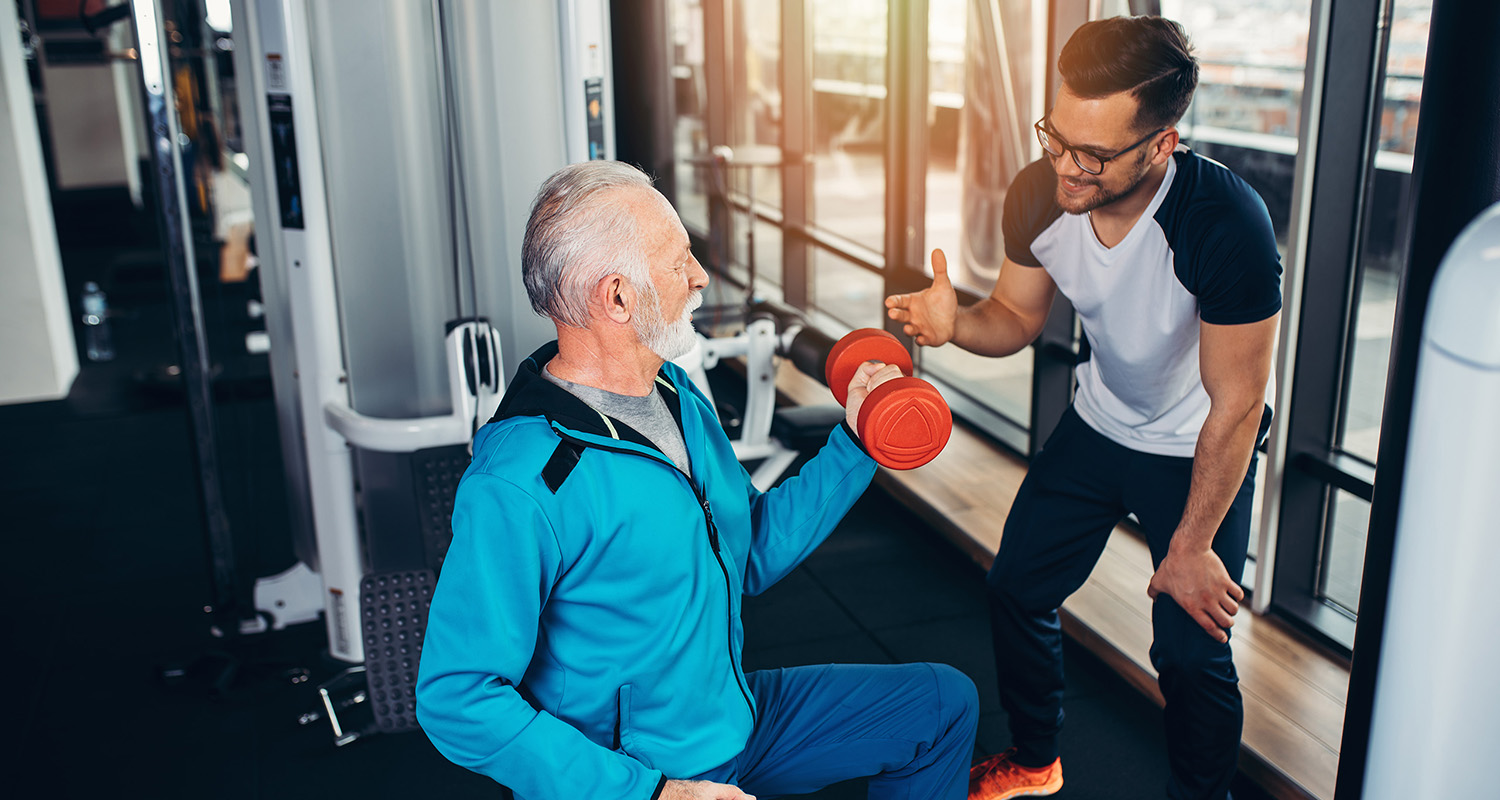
top-left (887, 16), bottom-right (1281, 800)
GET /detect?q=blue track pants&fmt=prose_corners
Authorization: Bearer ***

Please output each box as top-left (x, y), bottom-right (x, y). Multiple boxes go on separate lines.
top-left (692, 662), bottom-right (979, 799)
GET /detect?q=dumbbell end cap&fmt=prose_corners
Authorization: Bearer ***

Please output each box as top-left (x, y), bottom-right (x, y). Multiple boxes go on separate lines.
top-left (856, 378), bottom-right (953, 470)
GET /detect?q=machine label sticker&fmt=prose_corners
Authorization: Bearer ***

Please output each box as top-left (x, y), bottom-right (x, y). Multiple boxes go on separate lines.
top-left (265, 53), bottom-right (286, 90)
top-left (267, 94), bottom-right (304, 230)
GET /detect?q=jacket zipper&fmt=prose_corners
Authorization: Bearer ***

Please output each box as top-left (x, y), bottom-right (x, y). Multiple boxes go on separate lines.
top-left (554, 431), bottom-right (757, 723)
top-left (689, 482), bottom-right (757, 723)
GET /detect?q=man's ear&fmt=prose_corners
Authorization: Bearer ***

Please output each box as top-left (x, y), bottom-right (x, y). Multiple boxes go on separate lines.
top-left (594, 273), bottom-right (634, 325)
top-left (1153, 128), bottom-right (1181, 164)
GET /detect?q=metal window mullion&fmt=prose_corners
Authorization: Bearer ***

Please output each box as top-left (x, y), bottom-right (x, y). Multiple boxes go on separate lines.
top-left (1253, 0), bottom-right (1333, 614)
top-left (702, 0), bottom-right (733, 279)
top-left (799, 224), bottom-right (884, 273)
top-left (780, 0), bottom-right (811, 310)
top-left (885, 0), bottom-right (928, 345)
top-left (1025, 0), bottom-right (1091, 455)
top-left (1270, 0), bottom-right (1388, 631)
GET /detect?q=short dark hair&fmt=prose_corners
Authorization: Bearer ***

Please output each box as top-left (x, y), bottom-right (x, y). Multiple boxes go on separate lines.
top-left (1058, 16), bottom-right (1198, 133)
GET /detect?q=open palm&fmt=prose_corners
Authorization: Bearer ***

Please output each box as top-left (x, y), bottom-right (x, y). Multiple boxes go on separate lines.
top-left (885, 249), bottom-right (958, 347)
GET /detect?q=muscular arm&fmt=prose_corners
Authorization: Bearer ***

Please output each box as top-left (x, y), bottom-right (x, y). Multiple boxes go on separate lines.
top-left (954, 257), bottom-right (1058, 357)
top-left (886, 250), bottom-right (1057, 357)
top-left (1147, 314), bottom-right (1279, 641)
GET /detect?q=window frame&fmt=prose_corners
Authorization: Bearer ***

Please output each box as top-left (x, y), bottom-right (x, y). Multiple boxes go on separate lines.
top-left (662, 0), bottom-right (1421, 652)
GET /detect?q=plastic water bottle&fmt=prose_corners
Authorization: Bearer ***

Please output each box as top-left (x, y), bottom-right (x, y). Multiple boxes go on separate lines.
top-left (81, 281), bottom-right (115, 362)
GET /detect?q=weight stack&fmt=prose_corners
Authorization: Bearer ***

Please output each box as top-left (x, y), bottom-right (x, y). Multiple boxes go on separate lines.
top-left (359, 570), bottom-right (435, 732)
top-left (413, 447), bottom-right (469, 574)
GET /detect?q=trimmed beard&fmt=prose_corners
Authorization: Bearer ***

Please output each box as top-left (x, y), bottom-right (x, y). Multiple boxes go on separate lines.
top-left (635, 283), bottom-right (703, 361)
top-left (1054, 149), bottom-right (1154, 215)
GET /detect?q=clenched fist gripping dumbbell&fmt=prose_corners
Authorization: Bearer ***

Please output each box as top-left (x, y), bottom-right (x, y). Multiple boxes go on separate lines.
top-left (824, 328), bottom-right (953, 470)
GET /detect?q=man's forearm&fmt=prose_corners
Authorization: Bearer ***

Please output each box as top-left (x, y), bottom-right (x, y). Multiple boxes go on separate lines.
top-left (1172, 402), bottom-right (1263, 553)
top-left (952, 298), bottom-right (1042, 358)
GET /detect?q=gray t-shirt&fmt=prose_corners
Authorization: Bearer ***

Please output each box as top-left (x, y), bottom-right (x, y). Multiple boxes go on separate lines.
top-left (542, 362), bottom-right (691, 474)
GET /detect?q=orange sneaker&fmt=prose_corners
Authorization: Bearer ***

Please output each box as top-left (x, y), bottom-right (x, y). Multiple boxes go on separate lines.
top-left (967, 748), bottom-right (1063, 799)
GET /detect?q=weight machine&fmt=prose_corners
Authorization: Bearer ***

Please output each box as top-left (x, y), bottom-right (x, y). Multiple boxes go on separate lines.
top-left (224, 0), bottom-right (615, 742)
top-left (676, 312), bottom-right (842, 490)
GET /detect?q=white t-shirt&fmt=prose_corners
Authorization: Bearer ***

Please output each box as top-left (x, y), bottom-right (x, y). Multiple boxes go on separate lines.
top-left (1003, 150), bottom-right (1283, 456)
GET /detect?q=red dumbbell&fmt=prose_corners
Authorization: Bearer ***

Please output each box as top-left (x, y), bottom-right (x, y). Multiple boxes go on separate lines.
top-left (824, 328), bottom-right (953, 470)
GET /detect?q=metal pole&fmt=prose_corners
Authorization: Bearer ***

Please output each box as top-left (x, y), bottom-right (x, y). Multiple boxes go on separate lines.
top-left (129, 0), bottom-right (242, 633)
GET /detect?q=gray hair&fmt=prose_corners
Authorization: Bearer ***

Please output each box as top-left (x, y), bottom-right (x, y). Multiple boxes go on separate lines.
top-left (522, 161), bottom-right (659, 327)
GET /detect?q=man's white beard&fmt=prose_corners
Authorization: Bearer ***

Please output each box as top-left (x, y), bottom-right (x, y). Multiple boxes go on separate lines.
top-left (636, 288), bottom-right (703, 361)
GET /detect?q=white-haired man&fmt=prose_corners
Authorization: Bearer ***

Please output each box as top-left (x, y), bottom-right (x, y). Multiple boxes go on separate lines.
top-left (417, 161), bottom-right (980, 800)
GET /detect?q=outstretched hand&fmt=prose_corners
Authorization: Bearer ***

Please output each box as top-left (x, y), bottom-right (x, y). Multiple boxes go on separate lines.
top-left (885, 249), bottom-right (958, 347)
top-left (1147, 548), bottom-right (1244, 643)
top-left (661, 779), bottom-right (756, 800)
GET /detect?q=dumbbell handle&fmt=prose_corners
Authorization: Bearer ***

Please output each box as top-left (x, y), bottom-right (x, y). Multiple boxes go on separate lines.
top-left (785, 325), bottom-right (838, 386)
top-left (745, 307), bottom-right (897, 394)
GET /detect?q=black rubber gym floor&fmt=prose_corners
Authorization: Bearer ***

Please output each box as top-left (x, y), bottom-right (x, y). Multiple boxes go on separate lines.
top-left (0, 381), bottom-right (1270, 799)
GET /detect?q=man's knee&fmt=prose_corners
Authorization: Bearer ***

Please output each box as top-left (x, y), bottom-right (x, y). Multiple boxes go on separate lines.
top-left (985, 524), bottom-right (1093, 614)
top-left (986, 563), bottom-right (1060, 623)
top-left (1149, 600), bottom-right (1237, 685)
top-left (926, 662), bottom-right (980, 730)
top-left (986, 547), bottom-right (1041, 605)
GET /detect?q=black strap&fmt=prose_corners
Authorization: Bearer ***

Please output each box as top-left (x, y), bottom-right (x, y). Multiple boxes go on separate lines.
top-left (541, 440), bottom-right (583, 494)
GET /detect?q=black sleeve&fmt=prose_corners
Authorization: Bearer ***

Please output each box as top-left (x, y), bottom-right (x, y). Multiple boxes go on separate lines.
top-left (1002, 159), bottom-right (1062, 268)
top-left (1166, 160), bottom-right (1284, 325)
top-left (1185, 209), bottom-right (1283, 325)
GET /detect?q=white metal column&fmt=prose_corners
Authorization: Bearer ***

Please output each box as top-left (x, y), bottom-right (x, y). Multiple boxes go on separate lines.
top-left (1364, 203), bottom-right (1500, 799)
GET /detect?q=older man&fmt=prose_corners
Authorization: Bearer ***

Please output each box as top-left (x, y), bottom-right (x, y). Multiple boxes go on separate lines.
top-left (417, 161), bottom-right (978, 800)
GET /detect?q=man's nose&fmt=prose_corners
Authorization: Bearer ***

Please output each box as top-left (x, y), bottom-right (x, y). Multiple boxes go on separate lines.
top-left (688, 254), bottom-right (709, 291)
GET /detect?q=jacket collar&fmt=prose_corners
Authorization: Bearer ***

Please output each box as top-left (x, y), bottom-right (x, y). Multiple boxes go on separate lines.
top-left (491, 341), bottom-right (687, 453)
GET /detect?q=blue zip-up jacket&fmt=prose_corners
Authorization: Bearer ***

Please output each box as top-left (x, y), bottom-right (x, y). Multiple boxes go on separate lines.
top-left (416, 341), bottom-right (878, 800)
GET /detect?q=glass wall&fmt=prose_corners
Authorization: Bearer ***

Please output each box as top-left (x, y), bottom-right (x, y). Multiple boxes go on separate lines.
top-left (1306, 0), bottom-right (1431, 631)
top-left (730, 219), bottom-right (785, 305)
top-left (1321, 490), bottom-right (1370, 613)
top-left (811, 247), bottom-right (886, 331)
top-left (809, 0), bottom-right (887, 253)
top-left (1162, 0), bottom-right (1312, 251)
top-left (660, 0), bottom-right (1435, 648)
top-left (924, 0), bottom-right (967, 282)
top-left (1338, 0), bottom-right (1431, 463)
top-left (727, 1), bottom-right (784, 297)
top-left (918, 0), bottom-right (1041, 434)
top-left (670, 0), bottom-right (710, 233)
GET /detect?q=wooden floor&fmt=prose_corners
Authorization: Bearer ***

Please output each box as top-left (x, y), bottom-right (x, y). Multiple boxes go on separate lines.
top-left (774, 364), bottom-right (1348, 800)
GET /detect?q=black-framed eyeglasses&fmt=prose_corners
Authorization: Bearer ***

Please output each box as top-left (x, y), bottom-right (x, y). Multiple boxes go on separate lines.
top-left (1034, 118), bottom-right (1165, 175)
